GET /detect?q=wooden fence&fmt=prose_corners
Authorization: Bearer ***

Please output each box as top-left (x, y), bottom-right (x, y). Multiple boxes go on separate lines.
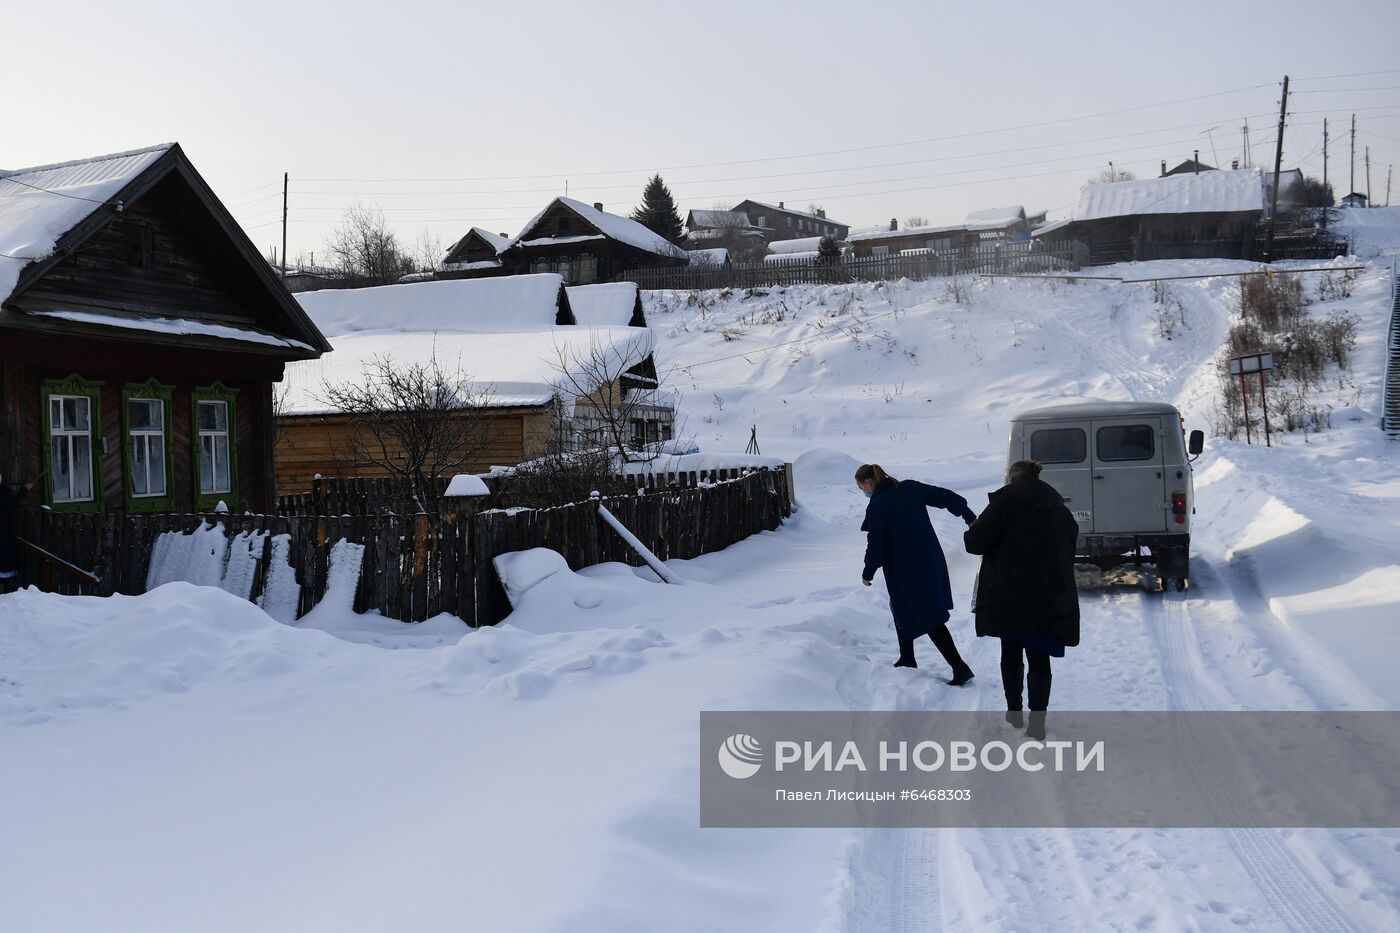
top-left (12, 467), bottom-right (793, 627)
top-left (620, 240), bottom-right (1089, 291)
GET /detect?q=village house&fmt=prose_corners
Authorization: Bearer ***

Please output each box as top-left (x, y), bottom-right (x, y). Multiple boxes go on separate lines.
top-left (489, 197), bottom-right (688, 284)
top-left (437, 227), bottom-right (510, 279)
top-left (846, 206), bottom-right (1030, 257)
top-left (682, 209), bottom-right (765, 255)
top-left (728, 200), bottom-right (850, 243)
top-left (1031, 169), bottom-right (1266, 264)
top-left (275, 274), bottom-right (672, 493)
top-left (1340, 191), bottom-right (1368, 209)
top-left (0, 143), bottom-right (329, 514)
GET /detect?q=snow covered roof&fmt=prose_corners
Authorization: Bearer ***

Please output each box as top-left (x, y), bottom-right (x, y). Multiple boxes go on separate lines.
top-left (687, 247), bottom-right (730, 266)
top-left (1029, 218), bottom-right (1072, 238)
top-left (1013, 400), bottom-right (1182, 422)
top-left (566, 282), bottom-right (641, 327)
top-left (469, 227), bottom-right (510, 253)
top-left (19, 308), bottom-right (316, 351)
top-left (736, 200), bottom-right (847, 228)
top-left (764, 251), bottom-right (819, 262)
top-left (847, 222), bottom-right (964, 243)
top-left (686, 209), bottom-right (753, 229)
top-left (296, 273), bottom-right (569, 339)
top-left (280, 326), bottom-right (655, 415)
top-left (1073, 169), bottom-right (1265, 221)
top-left (504, 197), bottom-right (688, 261)
top-left (962, 205), bottom-right (1026, 230)
top-left (0, 144), bottom-right (173, 305)
top-left (439, 259), bottom-right (503, 272)
top-left (767, 236), bottom-right (827, 254)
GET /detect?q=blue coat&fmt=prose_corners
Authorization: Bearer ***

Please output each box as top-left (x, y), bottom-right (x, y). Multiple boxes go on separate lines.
top-left (861, 478), bottom-right (976, 640)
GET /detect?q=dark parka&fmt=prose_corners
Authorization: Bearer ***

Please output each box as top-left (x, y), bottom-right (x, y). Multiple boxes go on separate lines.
top-left (0, 484), bottom-right (29, 574)
top-left (861, 478), bottom-right (977, 641)
top-left (963, 476), bottom-right (1080, 646)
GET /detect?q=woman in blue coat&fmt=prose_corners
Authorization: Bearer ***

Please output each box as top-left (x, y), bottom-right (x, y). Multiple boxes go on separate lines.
top-left (857, 464), bottom-right (977, 685)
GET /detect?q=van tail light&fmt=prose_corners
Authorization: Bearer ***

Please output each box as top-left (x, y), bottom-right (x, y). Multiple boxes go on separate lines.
top-left (1171, 491), bottom-right (1186, 524)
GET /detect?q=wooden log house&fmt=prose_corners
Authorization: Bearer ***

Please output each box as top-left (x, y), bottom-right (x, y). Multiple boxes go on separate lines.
top-left (0, 143), bottom-right (329, 514)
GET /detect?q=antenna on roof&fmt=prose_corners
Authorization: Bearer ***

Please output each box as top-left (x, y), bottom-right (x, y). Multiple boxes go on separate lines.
top-left (1200, 126), bottom-right (1220, 168)
top-left (565, 179), bottom-right (569, 197)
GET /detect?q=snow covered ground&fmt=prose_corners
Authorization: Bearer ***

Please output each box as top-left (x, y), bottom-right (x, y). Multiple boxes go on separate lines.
top-left (3, 226), bottom-right (1398, 930)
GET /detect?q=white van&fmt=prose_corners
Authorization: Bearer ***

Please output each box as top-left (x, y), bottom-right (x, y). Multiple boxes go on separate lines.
top-left (1005, 401), bottom-right (1204, 590)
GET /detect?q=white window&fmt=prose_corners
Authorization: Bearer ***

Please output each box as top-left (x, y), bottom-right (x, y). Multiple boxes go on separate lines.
top-left (49, 395), bottom-right (94, 503)
top-left (757, 216), bottom-right (766, 227)
top-left (127, 398), bottom-right (166, 497)
top-left (197, 400), bottom-right (231, 494)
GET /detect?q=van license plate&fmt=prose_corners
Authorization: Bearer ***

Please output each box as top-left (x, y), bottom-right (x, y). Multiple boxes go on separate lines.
top-left (1072, 510), bottom-right (1092, 522)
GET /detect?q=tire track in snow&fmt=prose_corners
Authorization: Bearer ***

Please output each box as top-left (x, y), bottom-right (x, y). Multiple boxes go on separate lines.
top-left (1145, 579), bottom-right (1365, 933)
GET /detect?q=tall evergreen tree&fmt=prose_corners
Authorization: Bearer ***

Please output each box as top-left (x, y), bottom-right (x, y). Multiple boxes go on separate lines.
top-left (631, 175), bottom-right (685, 244)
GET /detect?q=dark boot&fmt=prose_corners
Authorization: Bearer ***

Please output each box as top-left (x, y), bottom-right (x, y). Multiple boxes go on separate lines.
top-left (1001, 659), bottom-right (1024, 711)
top-left (894, 634), bottom-right (917, 669)
top-left (1025, 711), bottom-right (1047, 741)
top-left (1005, 711), bottom-right (1025, 728)
top-left (1027, 671), bottom-right (1052, 712)
top-left (947, 665), bottom-right (975, 687)
top-left (928, 626), bottom-right (971, 685)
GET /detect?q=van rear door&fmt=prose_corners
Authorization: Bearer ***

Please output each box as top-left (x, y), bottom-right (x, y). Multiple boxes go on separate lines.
top-left (1024, 422), bottom-right (1093, 533)
top-left (1089, 417), bottom-right (1167, 533)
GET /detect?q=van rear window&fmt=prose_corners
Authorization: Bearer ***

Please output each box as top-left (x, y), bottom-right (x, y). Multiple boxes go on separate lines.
top-left (1096, 425), bottom-right (1155, 461)
top-left (1030, 428), bottom-right (1086, 463)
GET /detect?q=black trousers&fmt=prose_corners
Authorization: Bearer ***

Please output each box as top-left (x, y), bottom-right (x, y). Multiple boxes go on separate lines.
top-left (897, 626), bottom-right (968, 671)
top-left (1000, 637), bottom-right (1052, 711)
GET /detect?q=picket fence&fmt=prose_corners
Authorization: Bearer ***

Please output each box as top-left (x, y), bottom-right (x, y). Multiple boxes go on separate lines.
top-left (13, 468), bottom-right (793, 627)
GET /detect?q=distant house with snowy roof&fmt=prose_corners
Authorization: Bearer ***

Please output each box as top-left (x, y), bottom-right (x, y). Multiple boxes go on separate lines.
top-left (728, 200), bottom-right (849, 243)
top-left (846, 207), bottom-right (1029, 257)
top-left (438, 227), bottom-right (510, 280)
top-left (1339, 191), bottom-right (1368, 209)
top-left (1032, 169), bottom-right (1266, 264)
top-left (275, 275), bottom-right (672, 491)
top-left (683, 209), bottom-right (765, 258)
top-left (493, 198), bottom-right (688, 284)
top-left (0, 143), bottom-right (329, 515)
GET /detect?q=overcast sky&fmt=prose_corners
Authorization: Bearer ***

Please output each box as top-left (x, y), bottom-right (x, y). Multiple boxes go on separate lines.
top-left (7, 0), bottom-right (1399, 263)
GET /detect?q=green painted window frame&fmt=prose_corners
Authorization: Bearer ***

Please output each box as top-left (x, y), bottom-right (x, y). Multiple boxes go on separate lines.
top-left (191, 382), bottom-right (239, 511)
top-left (121, 379), bottom-right (175, 513)
top-left (40, 374), bottom-right (104, 513)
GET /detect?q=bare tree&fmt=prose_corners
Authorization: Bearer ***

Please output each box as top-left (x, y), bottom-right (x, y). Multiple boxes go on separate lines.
top-left (701, 210), bottom-right (766, 262)
top-left (412, 227), bottom-right (446, 274)
top-left (324, 205), bottom-right (415, 286)
top-left (1088, 167), bottom-right (1136, 184)
top-left (319, 350), bottom-right (501, 509)
top-left (905, 215), bottom-right (930, 229)
top-left (549, 333), bottom-right (672, 463)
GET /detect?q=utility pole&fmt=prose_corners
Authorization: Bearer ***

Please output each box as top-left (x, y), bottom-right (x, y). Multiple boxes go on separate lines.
top-left (1322, 119), bottom-right (1330, 232)
top-left (1264, 75), bottom-right (1289, 262)
top-left (1350, 114), bottom-right (1356, 198)
top-left (1387, 165), bottom-right (1393, 207)
top-left (1242, 118), bottom-right (1251, 168)
top-left (281, 172), bottom-right (288, 278)
top-left (1366, 147), bottom-right (1372, 205)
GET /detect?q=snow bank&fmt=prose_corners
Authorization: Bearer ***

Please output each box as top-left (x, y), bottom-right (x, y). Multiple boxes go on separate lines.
top-left (296, 273), bottom-right (566, 338)
top-left (566, 281), bottom-right (640, 327)
top-left (793, 448), bottom-right (861, 487)
top-left (444, 473), bottom-right (491, 497)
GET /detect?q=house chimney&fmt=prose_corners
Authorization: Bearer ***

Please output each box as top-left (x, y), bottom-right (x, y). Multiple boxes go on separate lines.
top-left (593, 202), bottom-right (604, 212)
top-left (778, 201), bottom-right (785, 209)
top-left (1193, 150), bottom-right (1199, 174)
top-left (1161, 160), bottom-right (1167, 177)
top-left (817, 209), bottom-right (826, 218)
top-left (890, 218), bottom-right (898, 232)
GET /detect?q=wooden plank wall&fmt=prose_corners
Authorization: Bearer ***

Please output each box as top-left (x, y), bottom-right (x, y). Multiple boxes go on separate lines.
top-left (12, 468), bottom-right (793, 628)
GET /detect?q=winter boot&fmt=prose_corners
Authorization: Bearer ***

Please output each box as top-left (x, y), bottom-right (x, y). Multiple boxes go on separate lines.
top-left (1001, 660), bottom-right (1025, 713)
top-left (1004, 711), bottom-right (1025, 729)
top-left (1027, 671), bottom-right (1052, 713)
top-left (947, 665), bottom-right (975, 687)
top-left (893, 656), bottom-right (918, 669)
top-left (1025, 712), bottom-right (1047, 742)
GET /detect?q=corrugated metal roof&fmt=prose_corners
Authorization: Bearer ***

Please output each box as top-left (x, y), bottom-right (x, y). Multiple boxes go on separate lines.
top-left (1074, 169), bottom-right (1264, 222)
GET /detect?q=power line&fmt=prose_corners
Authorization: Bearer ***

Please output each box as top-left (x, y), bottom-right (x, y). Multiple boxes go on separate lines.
top-left (295, 82), bottom-right (1280, 184)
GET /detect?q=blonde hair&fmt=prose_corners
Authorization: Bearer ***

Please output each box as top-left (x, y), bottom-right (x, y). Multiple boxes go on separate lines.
top-left (854, 463), bottom-right (897, 485)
